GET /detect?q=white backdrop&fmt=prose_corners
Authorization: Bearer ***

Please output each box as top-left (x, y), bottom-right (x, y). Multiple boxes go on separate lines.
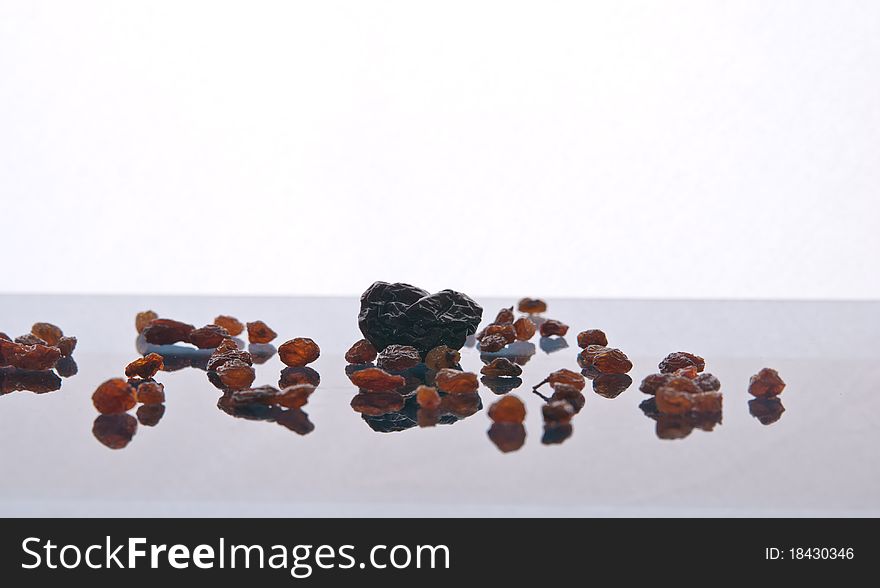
top-left (1, 1), bottom-right (878, 299)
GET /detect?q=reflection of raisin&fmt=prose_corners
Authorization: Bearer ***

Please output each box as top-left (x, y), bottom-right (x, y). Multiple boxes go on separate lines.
top-left (539, 320), bottom-right (569, 337)
top-left (695, 373), bottom-right (721, 392)
top-left (656, 386), bottom-right (722, 415)
top-left (480, 358), bottom-right (522, 378)
top-left (92, 378), bottom-right (137, 414)
top-left (136, 404), bottom-right (165, 427)
top-left (136, 380), bottom-right (165, 405)
top-left (435, 369), bottom-right (479, 394)
top-left (246, 321), bottom-right (277, 344)
top-left (479, 334), bottom-right (508, 353)
top-left (125, 353), bottom-right (164, 379)
top-left (229, 385), bottom-right (279, 405)
top-left (93, 414), bottom-right (137, 449)
top-left (376, 344), bottom-right (420, 371)
top-left (513, 317), bottom-right (536, 341)
top-left (748, 368), bottom-right (785, 397)
top-left (135, 310), bottom-right (159, 334)
top-left (142, 319), bottom-right (195, 345)
top-left (488, 395), bottom-right (526, 423)
top-left (345, 339), bottom-right (377, 364)
top-left (576, 329), bottom-right (607, 348)
top-left (480, 323), bottom-right (517, 344)
top-left (278, 338), bottom-right (321, 367)
top-left (213, 315), bottom-right (244, 337)
top-left (416, 385), bottom-right (441, 409)
top-left (542, 423), bottom-right (573, 445)
top-left (189, 325), bottom-right (231, 349)
top-left (349, 367), bottom-right (405, 392)
top-left (592, 373), bottom-right (632, 398)
top-left (749, 397), bottom-right (785, 425)
top-left (551, 385), bottom-right (586, 413)
top-left (57, 336), bottom-right (77, 357)
top-left (517, 298), bottom-right (547, 314)
top-left (0, 367), bottom-right (62, 394)
top-left (488, 423), bottom-right (526, 453)
top-left (659, 352), bottom-right (705, 374)
top-left (542, 400), bottom-right (574, 423)
top-left (350, 391), bottom-right (405, 416)
top-left (424, 346), bottom-right (461, 371)
top-left (0, 339), bottom-right (61, 371)
top-left (279, 366), bottom-right (321, 388)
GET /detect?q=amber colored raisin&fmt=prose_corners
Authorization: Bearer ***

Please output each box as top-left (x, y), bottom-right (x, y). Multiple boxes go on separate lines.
top-left (576, 345), bottom-right (607, 369)
top-left (748, 368), bottom-right (785, 398)
top-left (92, 378), bottom-right (137, 414)
top-left (512, 317), bottom-right (537, 341)
top-left (215, 338), bottom-right (240, 353)
top-left (479, 334), bottom-right (508, 353)
top-left (125, 353), bottom-right (165, 379)
top-left (216, 359), bottom-right (256, 391)
top-left (188, 324), bottom-right (231, 349)
top-left (424, 345), bottom-right (461, 371)
top-left (592, 373), bottom-right (633, 399)
top-left (16, 334), bottom-right (47, 346)
top-left (481, 323), bottom-right (517, 343)
top-left (30, 322), bottom-right (63, 346)
top-left (56, 336), bottom-right (77, 357)
top-left (349, 367), bottom-right (406, 392)
top-left (213, 315), bottom-right (244, 337)
top-left (376, 344), bottom-right (419, 371)
top-left (435, 368), bottom-right (479, 394)
top-left (440, 393), bottom-right (482, 418)
top-left (576, 329), bottom-right (608, 348)
top-left (350, 391), bottom-right (405, 416)
top-left (749, 397), bottom-right (785, 425)
top-left (488, 422), bottom-right (526, 453)
top-left (246, 320), bottom-right (277, 344)
top-left (691, 391), bottom-right (722, 413)
top-left (279, 366), bottom-right (321, 388)
top-left (416, 385), bottom-right (442, 409)
top-left (695, 373), bottom-right (721, 392)
top-left (656, 386), bottom-right (722, 415)
top-left (277, 337), bottom-right (321, 367)
top-left (488, 395), bottom-right (526, 423)
top-left (55, 356), bottom-right (78, 378)
top-left (639, 373), bottom-right (670, 395)
top-left (135, 310), bottom-right (159, 334)
top-left (542, 400), bottom-right (575, 423)
top-left (207, 349), bottom-right (253, 372)
top-left (136, 404), bottom-right (165, 427)
top-left (93, 414), bottom-right (137, 449)
top-left (551, 385), bottom-right (586, 413)
top-left (539, 319), bottom-right (569, 337)
top-left (592, 348), bottom-right (633, 374)
top-left (277, 384), bottom-right (316, 409)
top-left (345, 339), bottom-right (378, 364)
top-left (535, 368), bottom-right (586, 392)
top-left (659, 352), bottom-right (705, 374)
top-left (673, 366), bottom-right (699, 379)
top-left (142, 319), bottom-right (195, 345)
top-left (480, 358), bottom-right (523, 378)
top-left (136, 380), bottom-right (165, 404)
top-left (663, 376), bottom-right (702, 394)
top-left (494, 307), bottom-right (515, 325)
top-left (0, 339), bottom-right (62, 371)
top-left (517, 298), bottom-right (547, 314)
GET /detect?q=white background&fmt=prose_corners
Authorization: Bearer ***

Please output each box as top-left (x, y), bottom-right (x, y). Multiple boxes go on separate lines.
top-left (1, 1), bottom-right (878, 299)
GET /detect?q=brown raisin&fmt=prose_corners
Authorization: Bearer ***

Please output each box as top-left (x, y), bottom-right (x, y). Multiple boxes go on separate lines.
top-left (277, 384), bottom-right (316, 409)
top-left (440, 393), bottom-right (482, 418)
top-left (639, 373), bottom-right (670, 395)
top-left (424, 345), bottom-right (461, 371)
top-left (479, 334), bottom-right (508, 353)
top-left (349, 367), bottom-right (406, 392)
top-left (480, 357), bottom-right (523, 378)
top-left (276, 409), bottom-right (315, 435)
top-left (512, 317), bottom-right (537, 341)
top-left (345, 339), bottom-right (377, 364)
top-left (136, 404), bottom-right (165, 427)
top-left (748, 368), bottom-right (785, 398)
top-left (435, 368), bottom-right (479, 394)
top-left (376, 344), bottom-right (420, 371)
top-left (494, 306), bottom-right (515, 324)
top-left (0, 339), bottom-right (61, 371)
top-left (488, 395), bottom-right (526, 423)
top-left (576, 344), bottom-right (607, 369)
top-left (542, 400), bottom-right (575, 423)
top-left (92, 378), bottom-right (137, 414)
top-left (539, 319), bottom-right (569, 337)
top-left (229, 385), bottom-right (280, 405)
top-left (279, 366), bottom-right (321, 388)
top-left (246, 320), bottom-right (277, 344)
top-left (576, 329), bottom-right (608, 348)
top-left (517, 298), bottom-right (547, 314)
top-left (592, 348), bottom-right (633, 374)
top-left (694, 373), bottom-right (721, 392)
top-left (16, 334), bottom-right (47, 346)
top-left (542, 423), bottom-right (573, 445)
top-left (350, 391), bottom-right (405, 416)
top-left (535, 368), bottom-right (585, 392)
top-left (480, 323), bottom-right (517, 344)
top-left (206, 348), bottom-right (253, 372)
top-left (125, 353), bottom-right (165, 379)
top-left (30, 322), bottom-right (63, 346)
top-left (215, 338), bottom-right (240, 353)
top-left (488, 423), bottom-right (526, 453)
top-left (189, 324), bottom-right (231, 349)
top-left (673, 366), bottom-right (699, 379)
top-left (57, 336), bottom-right (77, 357)
top-left (481, 376), bottom-right (523, 394)
top-left (278, 337), bottom-right (321, 367)
top-left (216, 359), bottom-right (256, 391)
top-left (550, 385), bottom-right (586, 413)
top-left (0, 367), bottom-right (62, 394)
top-left (592, 373), bottom-right (632, 399)
top-left (415, 385), bottom-right (441, 409)
top-left (92, 414), bottom-right (137, 449)
top-left (213, 315), bottom-right (244, 337)
top-left (659, 352), bottom-right (705, 374)
top-left (135, 310), bottom-right (159, 334)
top-left (136, 380), bottom-right (165, 404)
top-left (55, 356), bottom-right (78, 378)
top-left (142, 319), bottom-right (195, 345)
top-left (749, 397), bottom-right (785, 425)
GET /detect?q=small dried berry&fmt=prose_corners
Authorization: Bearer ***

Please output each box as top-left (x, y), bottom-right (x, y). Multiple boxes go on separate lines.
top-left (488, 423), bottom-right (526, 453)
top-left (189, 324), bottom-right (231, 349)
top-left (592, 348), bottom-right (633, 374)
top-left (125, 353), bottom-right (165, 379)
top-left (277, 384), bottom-right (316, 409)
top-left (345, 339), bottom-right (377, 364)
top-left (639, 373), bottom-right (670, 395)
top-left (206, 349), bottom-right (253, 372)
top-left (215, 338), bottom-right (240, 353)
top-left (415, 385), bottom-right (441, 409)
top-left (576, 344), bottom-right (607, 369)
top-left (517, 298), bottom-right (547, 314)
top-left (136, 380), bottom-right (165, 405)
top-left (246, 320), bottom-right (277, 344)
top-left (480, 358), bottom-right (523, 378)
top-left (276, 409), bottom-right (315, 435)
top-left (142, 319), bottom-right (195, 345)
top-left (748, 368), bottom-right (786, 398)
top-left (216, 359), bottom-right (256, 391)
top-left (494, 307), bottom-right (515, 324)
top-left (229, 385), bottom-right (280, 405)
top-left (350, 391), bottom-right (405, 416)
top-left (659, 352), bottom-right (705, 374)
top-left (539, 319), bottom-right (569, 337)
top-left (576, 329), bottom-right (608, 348)
top-left (136, 404), bottom-right (165, 427)
top-left (592, 373), bottom-right (632, 399)
top-left (92, 378), bottom-right (137, 414)
top-left (376, 344), bottom-right (420, 371)
top-left (0, 339), bottom-right (61, 371)
top-left (30, 322), bottom-right (63, 346)
top-left (349, 367), bottom-right (406, 392)
top-left (16, 334), bottom-right (47, 346)
top-left (749, 397), bottom-right (785, 425)
top-left (440, 393), bottom-right (482, 418)
top-left (279, 366), bottom-right (321, 388)
top-left (512, 317), bottom-right (537, 341)
top-left (213, 315), bottom-right (244, 337)
top-left (551, 385), bottom-right (586, 413)
top-left (278, 337), bottom-right (321, 367)
top-left (135, 310), bottom-right (159, 334)
top-left (57, 336), bottom-right (77, 357)
top-left (479, 334), bottom-right (508, 353)
top-left (424, 345), bottom-right (461, 371)
top-left (93, 414), bottom-right (137, 449)
top-left (694, 373), bottom-right (721, 392)
top-left (542, 423), bottom-right (573, 445)
top-left (435, 369), bottom-right (479, 394)
top-left (535, 368), bottom-right (586, 392)
top-left (488, 395), bottom-right (526, 423)
top-left (542, 400), bottom-right (575, 423)
top-left (673, 366), bottom-right (699, 379)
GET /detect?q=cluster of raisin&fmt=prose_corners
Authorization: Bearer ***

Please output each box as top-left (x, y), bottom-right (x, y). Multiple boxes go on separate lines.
top-left (0, 322), bottom-right (78, 396)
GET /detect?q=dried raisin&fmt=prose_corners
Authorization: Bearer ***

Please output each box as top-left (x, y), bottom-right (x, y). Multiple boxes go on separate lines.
top-left (658, 352), bottom-right (705, 374)
top-left (535, 368), bottom-right (585, 392)
top-left (57, 336), bottom-right (77, 357)
top-left (478, 334), bottom-right (508, 353)
top-left (15, 334), bottom-right (46, 346)
top-left (539, 319), bottom-right (569, 337)
top-left (592, 348), bottom-right (633, 374)
top-left (345, 339), bottom-right (377, 364)
top-left (480, 357), bottom-right (523, 378)
top-left (213, 315), bottom-right (244, 337)
top-left (278, 337), bottom-right (321, 367)
top-left (216, 359), bottom-right (256, 391)
top-left (517, 298), bottom-right (547, 314)
top-left (125, 353), bottom-right (165, 379)
top-left (694, 373), bottom-right (721, 392)
top-left (142, 319), bottom-right (195, 345)
top-left (189, 324), bottom-right (231, 349)
top-left (576, 329), bottom-right (608, 348)
top-left (488, 395), bottom-right (526, 423)
top-left (494, 307), bottom-right (515, 325)
top-left (748, 368), bottom-right (785, 398)
top-left (349, 367), bottom-right (406, 392)
top-left (424, 345), bottom-right (461, 371)
top-left (30, 322), bottom-right (63, 346)
top-left (376, 344), bottom-right (420, 371)
top-left (512, 317), bottom-right (537, 341)
top-left (135, 310), bottom-right (159, 334)
top-left (92, 378), bottom-right (137, 414)
top-left (136, 380), bottom-right (165, 404)
top-left (0, 339), bottom-right (61, 371)
top-left (415, 385), bottom-right (441, 409)
top-left (434, 369), bottom-right (479, 394)
top-left (246, 320), bottom-right (277, 344)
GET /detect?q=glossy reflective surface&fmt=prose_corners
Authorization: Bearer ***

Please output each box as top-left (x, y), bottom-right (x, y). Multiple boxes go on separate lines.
top-left (1, 295), bottom-right (878, 516)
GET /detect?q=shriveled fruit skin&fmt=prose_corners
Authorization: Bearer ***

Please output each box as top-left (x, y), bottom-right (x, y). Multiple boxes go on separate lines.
top-left (278, 338), bottom-right (321, 367)
top-left (92, 378), bottom-right (137, 414)
top-left (207, 349), bottom-right (253, 372)
top-left (277, 384), bottom-right (316, 409)
top-left (189, 324), bottom-right (231, 349)
top-left (539, 320), bottom-right (569, 337)
top-left (592, 348), bottom-right (633, 374)
top-left (576, 344), bottom-right (607, 369)
top-left (93, 414), bottom-right (137, 449)
top-left (517, 298), bottom-right (547, 314)
top-left (478, 334), bottom-right (508, 353)
top-left (213, 315), bottom-right (244, 337)
top-left (695, 373), bottom-right (721, 392)
top-left (376, 344), bottom-right (420, 371)
top-left (55, 356), bottom-right (78, 378)
top-left (749, 397), bottom-right (785, 425)
top-left (349, 367), bottom-right (406, 392)
top-left (0, 339), bottom-right (61, 371)
top-left (357, 281), bottom-right (483, 354)
top-left (15, 334), bottom-right (46, 346)
top-left (229, 385), bottom-right (280, 405)
top-left (137, 404), bottom-right (165, 427)
top-left (537, 368), bottom-right (585, 392)
top-left (494, 307), bottom-right (515, 324)
top-left (488, 395), bottom-right (526, 423)
top-left (481, 376), bottom-right (523, 395)
top-left (488, 423), bottom-right (526, 453)
top-left (434, 369), bottom-right (479, 394)
top-left (135, 310), bottom-right (159, 334)
top-left (415, 385), bottom-right (441, 409)
top-left (480, 357), bottom-right (523, 378)
top-left (748, 368), bottom-right (786, 397)
top-left (639, 373), bottom-right (669, 395)
top-left (125, 353), bottom-right (165, 379)
top-left (142, 319), bottom-right (195, 345)
top-left (592, 373), bottom-right (632, 399)
top-left (57, 336), bottom-right (77, 357)
top-left (480, 323), bottom-right (516, 344)
top-left (0, 332), bottom-right (10, 341)
top-left (216, 359), bottom-right (256, 391)
top-left (542, 400), bottom-right (575, 423)
top-left (424, 345), bottom-right (461, 371)
top-left (279, 366), bottom-right (321, 388)
top-left (136, 380), bottom-right (165, 405)
top-left (246, 320), bottom-right (277, 344)
top-left (513, 317), bottom-right (537, 341)
top-left (31, 322), bottom-right (63, 346)
top-left (350, 391), bottom-right (405, 416)
top-left (658, 352), bottom-right (705, 374)
top-left (345, 339), bottom-right (377, 364)
top-left (576, 329), bottom-right (608, 348)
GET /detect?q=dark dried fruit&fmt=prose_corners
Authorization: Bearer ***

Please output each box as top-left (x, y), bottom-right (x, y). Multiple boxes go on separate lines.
top-left (206, 348), bottom-right (253, 372)
top-left (512, 317), bottom-right (537, 341)
top-left (376, 344), bottom-right (419, 371)
top-left (488, 423), bottom-right (526, 453)
top-left (216, 338), bottom-right (240, 353)
top-left (0, 339), bottom-right (61, 371)
top-left (93, 414), bottom-right (137, 449)
top-left (55, 356), bottom-right (78, 378)
top-left (480, 358), bottom-right (523, 378)
top-left (488, 395), bottom-right (526, 423)
top-left (494, 307), bottom-right (515, 324)
top-left (92, 378), bottom-right (137, 414)
top-left (136, 380), bottom-right (165, 405)
top-left (30, 322), bottom-right (63, 346)
top-left (57, 336), bottom-right (77, 357)
top-left (278, 337), bottom-right (321, 367)
top-left (424, 345), bottom-right (461, 371)
top-left (435, 369), bottom-right (479, 394)
top-left (136, 404), bottom-right (165, 427)
top-left (542, 423), bottom-right (573, 445)
top-left (125, 353), bottom-right (165, 379)
top-left (481, 376), bottom-right (523, 395)
top-left (135, 310), bottom-right (159, 334)
top-left (576, 329), bottom-right (608, 348)
top-left (277, 384), bottom-right (316, 409)
top-left (15, 334), bottom-right (46, 346)
top-left (0, 367), bottom-right (62, 394)
top-left (539, 319), bottom-right (569, 337)
top-left (592, 348), bottom-right (633, 374)
top-left (542, 400), bottom-right (575, 423)
top-left (535, 368), bottom-right (586, 392)
top-left (345, 339), bottom-right (377, 364)
top-left (748, 368), bottom-right (786, 398)
top-left (189, 324), bottom-right (231, 349)
top-left (279, 366), bottom-right (321, 388)
top-left (350, 391), bottom-right (405, 416)
top-left (481, 323), bottom-right (517, 344)
top-left (142, 319), bottom-right (195, 345)
top-left (694, 373), bottom-right (721, 392)
top-left (478, 334), bottom-right (508, 353)
top-left (416, 385), bottom-right (441, 409)
top-left (517, 298), bottom-right (547, 314)
top-left (749, 397), bottom-right (785, 425)
top-left (659, 352), bottom-right (705, 374)
top-left (358, 281), bottom-right (483, 354)
top-left (349, 367), bottom-right (406, 392)
top-left (592, 373), bottom-right (632, 399)
top-left (656, 386), bottom-right (722, 415)
top-left (216, 359), bottom-right (256, 391)
top-left (213, 315), bottom-right (244, 337)
top-left (246, 320), bottom-right (277, 344)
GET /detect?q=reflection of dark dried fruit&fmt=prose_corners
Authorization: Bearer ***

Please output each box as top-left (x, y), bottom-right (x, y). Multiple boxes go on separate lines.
top-left (0, 339), bottom-right (61, 370)
top-left (542, 423), bottom-right (573, 445)
top-left (31, 322), bottom-right (63, 346)
top-left (576, 329), bottom-right (608, 348)
top-left (135, 310), bottom-right (159, 334)
top-left (480, 323), bottom-right (517, 345)
top-left (481, 376), bottom-right (523, 395)
top-left (276, 409), bottom-right (315, 435)
top-left (213, 315), bottom-right (244, 337)
top-left (749, 397), bottom-right (785, 425)
top-left (674, 366), bottom-right (699, 379)
top-left (542, 400), bottom-right (574, 423)
top-left (246, 320), bottom-right (277, 344)
top-left (350, 391), bottom-right (405, 416)
top-left (278, 338), bottom-right (321, 367)
top-left (478, 334), bottom-right (508, 353)
top-left (345, 339), bottom-right (377, 364)
top-left (539, 320), bottom-right (569, 337)
top-left (189, 325), bottom-right (231, 349)
top-left (535, 368), bottom-right (585, 392)
top-left (216, 359), bottom-right (256, 391)
top-left (488, 395), bottom-right (526, 423)
top-left (57, 336), bottom-right (77, 357)
top-left (550, 385), bottom-right (586, 413)
top-left (494, 307), bottom-right (515, 324)
top-left (748, 368), bottom-right (785, 398)
top-left (659, 352), bottom-right (705, 374)
top-left (279, 366), bottom-right (321, 388)
top-left (230, 385), bottom-right (280, 405)
top-left (480, 357), bottom-right (523, 378)
top-left (513, 317), bottom-right (537, 341)
top-left (93, 414), bottom-right (137, 449)
top-left (416, 385), bottom-right (441, 409)
top-left (592, 373), bottom-right (632, 399)
top-left (488, 423), bottom-right (526, 453)
top-left (125, 353), bottom-right (165, 379)
top-left (517, 298), bottom-right (547, 314)
top-left (0, 367), bottom-right (62, 394)
top-left (136, 380), bottom-right (165, 405)
top-left (16, 334), bottom-right (46, 346)
top-left (92, 378), bottom-right (137, 414)
top-left (277, 384), bottom-right (316, 409)
top-left (656, 386), bottom-right (722, 415)
top-left (435, 369), bottom-right (479, 394)
top-left (424, 345), bottom-right (461, 371)
top-left (349, 367), bottom-right (406, 392)
top-left (376, 344), bottom-right (420, 371)
top-left (55, 356), bottom-right (78, 378)
top-left (695, 373), bottom-right (721, 392)
top-left (142, 319), bottom-right (195, 345)
top-left (592, 348), bottom-right (633, 374)
top-left (136, 404), bottom-right (165, 427)
top-left (640, 397), bottom-right (722, 440)
top-left (358, 281), bottom-right (483, 354)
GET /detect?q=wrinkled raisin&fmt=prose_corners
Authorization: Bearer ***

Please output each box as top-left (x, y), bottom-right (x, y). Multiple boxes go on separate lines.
top-left (639, 373), bottom-right (670, 395)
top-left (246, 320), bottom-right (277, 344)
top-left (278, 337), bottom-right (321, 367)
top-left (207, 348), bottom-right (253, 372)
top-left (592, 348), bottom-right (633, 374)
top-left (216, 338), bottom-right (240, 353)
top-left (125, 353), bottom-right (164, 379)
top-left (142, 319), bottom-right (195, 345)
top-left (488, 423), bottom-right (526, 453)
top-left (92, 378), bottom-right (137, 414)
top-left (277, 384), bottom-right (316, 409)
top-left (479, 334), bottom-right (508, 353)
top-left (213, 315), bottom-right (244, 337)
top-left (512, 317), bottom-right (537, 341)
top-left (57, 336), bottom-right (77, 357)
top-left (230, 385), bottom-right (280, 405)
top-left (535, 368), bottom-right (585, 392)
top-left (345, 339), bottom-right (377, 364)
top-left (376, 344), bottom-right (419, 371)
top-left (136, 380), bottom-right (165, 404)
top-left (279, 366), bottom-right (321, 388)
top-left (656, 386), bottom-right (722, 415)
top-left (517, 298), bottom-right (547, 314)
top-left (576, 344), bottom-right (607, 369)
top-left (416, 385), bottom-right (441, 409)
top-left (542, 423), bottom-right (573, 445)
top-left (592, 373), bottom-right (632, 399)
top-left (216, 359), bottom-right (256, 391)
top-left (30, 322), bottom-right (63, 346)
top-left (93, 414), bottom-right (137, 449)
top-left (424, 345), bottom-right (461, 371)
top-left (483, 323), bottom-right (517, 343)
top-left (695, 373), bottom-right (721, 392)
top-left (15, 334), bottom-right (46, 346)
top-left (480, 358), bottom-right (522, 378)
top-left (494, 307), bottom-right (515, 324)
top-left (136, 404), bottom-right (165, 427)
top-left (674, 366), bottom-right (699, 379)
top-left (576, 329), bottom-right (607, 348)
top-left (349, 367), bottom-right (406, 392)
top-left (539, 319), bottom-right (569, 337)
top-left (135, 310), bottom-right (159, 334)
top-left (748, 368), bottom-right (785, 398)
top-left (189, 324), bottom-right (231, 349)
top-left (350, 391), bottom-right (405, 416)
top-left (488, 395), bottom-right (526, 423)
top-left (441, 393), bottom-right (482, 418)
top-left (749, 397), bottom-right (785, 425)
top-left (659, 352), bottom-right (705, 374)
top-left (435, 369), bottom-right (479, 394)
top-left (55, 356), bottom-right (78, 378)
top-left (550, 385), bottom-right (586, 413)
top-left (0, 339), bottom-right (61, 371)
